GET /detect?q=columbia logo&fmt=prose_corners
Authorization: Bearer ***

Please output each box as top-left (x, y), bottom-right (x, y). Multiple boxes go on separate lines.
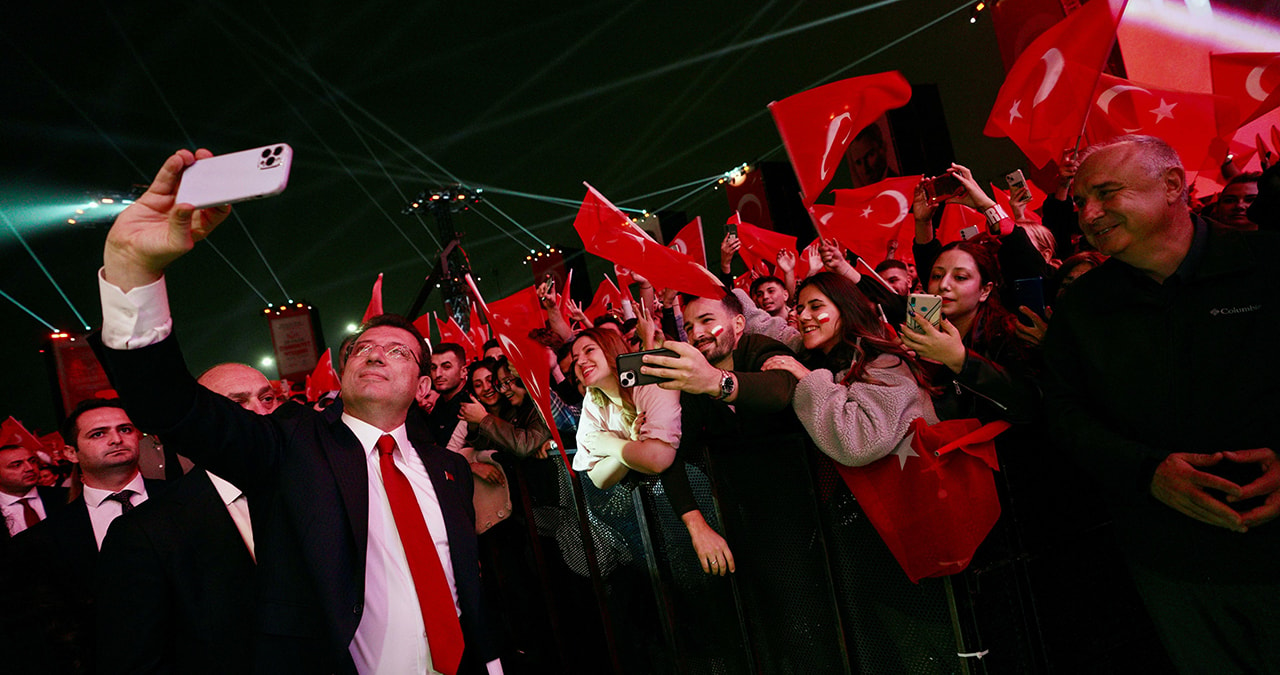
top-left (1209, 304), bottom-right (1261, 316)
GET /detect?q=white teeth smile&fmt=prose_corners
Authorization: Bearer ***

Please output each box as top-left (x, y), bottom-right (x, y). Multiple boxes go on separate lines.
top-left (1094, 225), bottom-right (1115, 236)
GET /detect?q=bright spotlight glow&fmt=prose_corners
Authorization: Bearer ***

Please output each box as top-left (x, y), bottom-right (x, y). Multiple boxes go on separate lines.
top-left (346, 323), bottom-right (359, 333)
top-left (260, 356), bottom-right (275, 368)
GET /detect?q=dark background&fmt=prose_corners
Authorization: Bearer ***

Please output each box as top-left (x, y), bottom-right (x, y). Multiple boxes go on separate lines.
top-left (5, 0), bottom-right (1260, 432)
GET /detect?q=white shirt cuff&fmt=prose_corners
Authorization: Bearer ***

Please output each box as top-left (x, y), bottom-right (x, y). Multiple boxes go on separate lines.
top-left (486, 658), bottom-right (504, 675)
top-left (98, 268), bottom-right (173, 350)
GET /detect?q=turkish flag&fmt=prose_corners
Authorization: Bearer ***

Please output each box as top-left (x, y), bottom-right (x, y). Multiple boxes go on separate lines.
top-left (466, 276), bottom-right (571, 472)
top-left (668, 217), bottom-right (708, 268)
top-left (794, 238), bottom-right (825, 280)
top-left (573, 184), bottom-right (724, 299)
top-left (808, 204), bottom-right (900, 268)
top-left (435, 312), bottom-right (477, 361)
top-left (362, 273), bottom-right (384, 323)
top-left (305, 349), bottom-right (342, 402)
top-left (984, 0), bottom-right (1128, 168)
top-left (733, 271), bottom-right (756, 292)
top-left (467, 301), bottom-right (490, 351)
top-left (1086, 73), bottom-right (1242, 174)
top-left (585, 276), bottom-right (626, 321)
top-left (769, 71), bottom-right (913, 204)
top-left (1, 417), bottom-right (43, 454)
top-left (828, 175), bottom-right (923, 265)
top-left (1210, 52), bottom-right (1280, 126)
top-left (731, 214), bottom-right (797, 276)
top-left (937, 203), bottom-right (986, 246)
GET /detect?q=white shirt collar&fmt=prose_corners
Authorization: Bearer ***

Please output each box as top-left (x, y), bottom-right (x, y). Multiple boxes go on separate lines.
top-left (205, 471), bottom-right (243, 506)
top-left (1, 486), bottom-right (39, 507)
top-left (340, 413), bottom-right (411, 460)
top-left (82, 471), bottom-right (146, 508)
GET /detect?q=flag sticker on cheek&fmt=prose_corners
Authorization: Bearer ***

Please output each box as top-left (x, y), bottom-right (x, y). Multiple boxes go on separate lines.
top-left (817, 312), bottom-right (832, 324)
top-left (710, 325), bottom-right (725, 337)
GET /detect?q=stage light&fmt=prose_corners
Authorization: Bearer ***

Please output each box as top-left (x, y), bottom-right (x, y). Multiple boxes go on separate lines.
top-left (87, 201), bottom-right (99, 208)
top-left (75, 209), bottom-right (84, 215)
top-left (346, 323), bottom-right (358, 332)
top-left (260, 356), bottom-right (274, 368)
top-left (67, 219), bottom-right (76, 224)
top-left (101, 198), bottom-right (114, 204)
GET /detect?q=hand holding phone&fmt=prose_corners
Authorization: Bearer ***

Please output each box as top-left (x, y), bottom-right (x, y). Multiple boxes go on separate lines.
top-left (175, 143), bottom-right (293, 209)
top-left (1005, 169), bottom-right (1032, 204)
top-left (616, 348), bottom-right (679, 387)
top-left (905, 293), bottom-right (944, 333)
top-left (922, 174), bottom-right (965, 205)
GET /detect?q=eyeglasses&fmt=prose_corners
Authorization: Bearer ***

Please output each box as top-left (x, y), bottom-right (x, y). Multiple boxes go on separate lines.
top-left (350, 342), bottom-right (419, 364)
top-left (496, 376), bottom-right (519, 390)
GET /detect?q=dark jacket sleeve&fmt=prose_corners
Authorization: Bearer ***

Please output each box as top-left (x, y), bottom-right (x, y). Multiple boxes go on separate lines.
top-left (913, 238), bottom-right (943, 285)
top-left (997, 227), bottom-right (1049, 312)
top-left (1041, 195), bottom-right (1080, 258)
top-left (952, 347), bottom-right (1042, 425)
top-left (478, 408), bottom-right (551, 459)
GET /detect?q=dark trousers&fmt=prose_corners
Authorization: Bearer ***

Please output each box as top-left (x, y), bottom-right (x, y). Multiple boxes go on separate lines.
top-left (1130, 562), bottom-right (1280, 675)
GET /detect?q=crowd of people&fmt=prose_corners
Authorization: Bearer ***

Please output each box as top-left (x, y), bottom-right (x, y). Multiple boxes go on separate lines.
top-left (1, 133), bottom-right (1279, 674)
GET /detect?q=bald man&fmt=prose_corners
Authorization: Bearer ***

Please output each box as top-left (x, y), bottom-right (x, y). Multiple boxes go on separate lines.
top-left (96, 363), bottom-right (275, 674)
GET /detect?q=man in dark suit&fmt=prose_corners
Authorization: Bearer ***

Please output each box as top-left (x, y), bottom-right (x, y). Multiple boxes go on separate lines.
top-left (94, 149), bottom-right (498, 674)
top-left (5, 399), bottom-right (160, 675)
top-left (95, 362), bottom-right (275, 674)
top-left (1, 443), bottom-right (68, 540)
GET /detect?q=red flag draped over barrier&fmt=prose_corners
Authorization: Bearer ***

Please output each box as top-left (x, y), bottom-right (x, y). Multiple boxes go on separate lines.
top-left (1210, 52), bottom-right (1280, 126)
top-left (305, 349), bottom-right (342, 402)
top-left (465, 276), bottom-right (571, 472)
top-left (833, 418), bottom-right (1010, 582)
top-left (668, 217), bottom-right (708, 268)
top-left (362, 273), bottom-right (384, 323)
top-left (573, 184), bottom-right (724, 299)
top-left (984, 0), bottom-right (1128, 167)
top-left (1086, 73), bottom-right (1242, 175)
top-left (769, 71), bottom-right (913, 203)
top-left (731, 214), bottom-right (797, 277)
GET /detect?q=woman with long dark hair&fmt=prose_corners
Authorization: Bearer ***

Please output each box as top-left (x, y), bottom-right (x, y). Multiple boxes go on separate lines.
top-left (760, 271), bottom-right (936, 466)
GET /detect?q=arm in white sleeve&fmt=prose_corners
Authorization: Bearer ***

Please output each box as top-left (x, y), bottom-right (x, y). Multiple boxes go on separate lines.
top-left (98, 268), bottom-right (173, 350)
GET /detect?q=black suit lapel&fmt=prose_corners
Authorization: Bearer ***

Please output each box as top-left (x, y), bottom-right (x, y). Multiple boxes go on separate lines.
top-left (322, 407), bottom-right (370, 558)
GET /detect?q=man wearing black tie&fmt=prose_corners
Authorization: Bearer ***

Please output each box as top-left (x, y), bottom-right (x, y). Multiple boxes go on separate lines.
top-left (93, 149), bottom-right (498, 674)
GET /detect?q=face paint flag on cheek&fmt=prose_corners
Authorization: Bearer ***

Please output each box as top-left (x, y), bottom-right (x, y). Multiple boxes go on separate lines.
top-left (710, 325), bottom-right (725, 337)
top-left (817, 312), bottom-right (832, 324)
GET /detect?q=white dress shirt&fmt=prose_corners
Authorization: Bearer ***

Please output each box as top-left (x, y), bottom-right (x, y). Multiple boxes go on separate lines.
top-left (98, 270), bottom-right (501, 675)
top-left (2, 486), bottom-right (48, 536)
top-left (81, 471), bottom-right (148, 549)
top-left (206, 471), bottom-right (255, 561)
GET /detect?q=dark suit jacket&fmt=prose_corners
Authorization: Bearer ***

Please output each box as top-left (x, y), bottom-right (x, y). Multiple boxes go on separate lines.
top-left (94, 334), bottom-right (495, 674)
top-left (96, 469), bottom-right (256, 675)
top-left (1, 484), bottom-right (68, 548)
top-left (5, 480), bottom-right (163, 675)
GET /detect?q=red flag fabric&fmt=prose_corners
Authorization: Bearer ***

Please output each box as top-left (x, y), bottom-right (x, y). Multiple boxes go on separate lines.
top-left (984, 0), bottom-right (1128, 168)
top-left (1210, 52), bottom-right (1280, 126)
top-left (937, 203), bottom-right (986, 246)
top-left (731, 214), bottom-right (798, 276)
top-left (826, 175), bottom-right (923, 265)
top-left (769, 71), bottom-right (914, 203)
top-left (585, 276), bottom-right (626, 322)
top-left (1086, 73), bottom-right (1242, 175)
top-left (989, 179), bottom-right (1047, 216)
top-left (808, 204), bottom-right (898, 268)
top-left (305, 349), bottom-right (341, 402)
top-left (832, 417), bottom-right (1009, 582)
top-left (435, 313), bottom-right (477, 361)
top-left (794, 238), bottom-right (825, 281)
top-left (573, 184), bottom-right (724, 299)
top-left (668, 217), bottom-right (708, 268)
top-left (362, 273), bottom-right (384, 323)
top-left (465, 276), bottom-right (571, 473)
top-left (38, 432), bottom-right (64, 456)
top-left (732, 271), bottom-right (756, 292)
top-left (1, 417), bottom-right (44, 454)
top-left (467, 301), bottom-right (489, 351)
top-left (412, 314), bottom-right (435, 345)
top-left (613, 264), bottom-right (636, 291)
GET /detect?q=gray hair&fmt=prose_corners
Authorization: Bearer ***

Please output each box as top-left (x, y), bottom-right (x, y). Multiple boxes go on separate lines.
top-left (1078, 134), bottom-right (1187, 200)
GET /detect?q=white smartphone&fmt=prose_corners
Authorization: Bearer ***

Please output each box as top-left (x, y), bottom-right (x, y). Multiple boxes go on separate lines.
top-left (175, 143), bottom-right (293, 209)
top-left (1005, 169), bottom-right (1032, 204)
top-left (906, 293), bottom-right (944, 332)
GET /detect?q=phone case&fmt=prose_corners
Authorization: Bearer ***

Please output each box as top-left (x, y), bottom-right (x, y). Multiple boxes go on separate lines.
top-left (615, 348), bottom-right (679, 388)
top-left (906, 294), bottom-right (944, 332)
top-left (175, 143), bottom-right (293, 209)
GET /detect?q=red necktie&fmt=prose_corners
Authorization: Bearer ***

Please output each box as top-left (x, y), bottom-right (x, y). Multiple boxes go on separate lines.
top-left (19, 497), bottom-right (40, 529)
top-left (376, 434), bottom-right (465, 675)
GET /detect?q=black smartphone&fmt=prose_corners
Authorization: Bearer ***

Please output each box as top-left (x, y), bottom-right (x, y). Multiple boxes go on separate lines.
top-left (1013, 277), bottom-right (1047, 325)
top-left (922, 173), bottom-right (965, 205)
top-left (615, 348), bottom-right (679, 388)
top-left (725, 222), bottom-right (737, 237)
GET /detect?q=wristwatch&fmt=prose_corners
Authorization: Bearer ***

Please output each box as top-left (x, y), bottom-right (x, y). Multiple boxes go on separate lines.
top-left (713, 370), bottom-right (735, 401)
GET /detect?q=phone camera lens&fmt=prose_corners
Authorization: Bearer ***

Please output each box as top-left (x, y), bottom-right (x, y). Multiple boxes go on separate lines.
top-left (261, 149), bottom-right (271, 158)
top-left (273, 146), bottom-right (283, 156)
top-left (265, 156), bottom-right (276, 166)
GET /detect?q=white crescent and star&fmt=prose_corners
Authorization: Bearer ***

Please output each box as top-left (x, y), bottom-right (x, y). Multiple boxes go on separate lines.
top-left (1096, 84), bottom-right (1152, 133)
top-left (869, 190), bottom-right (909, 228)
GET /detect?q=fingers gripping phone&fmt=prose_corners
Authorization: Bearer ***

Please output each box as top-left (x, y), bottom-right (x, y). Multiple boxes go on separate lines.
top-left (1005, 169), bottom-right (1032, 204)
top-left (905, 293), bottom-right (944, 333)
top-left (175, 143), bottom-right (294, 209)
top-left (616, 348), bottom-right (678, 388)
top-left (922, 174), bottom-right (965, 205)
